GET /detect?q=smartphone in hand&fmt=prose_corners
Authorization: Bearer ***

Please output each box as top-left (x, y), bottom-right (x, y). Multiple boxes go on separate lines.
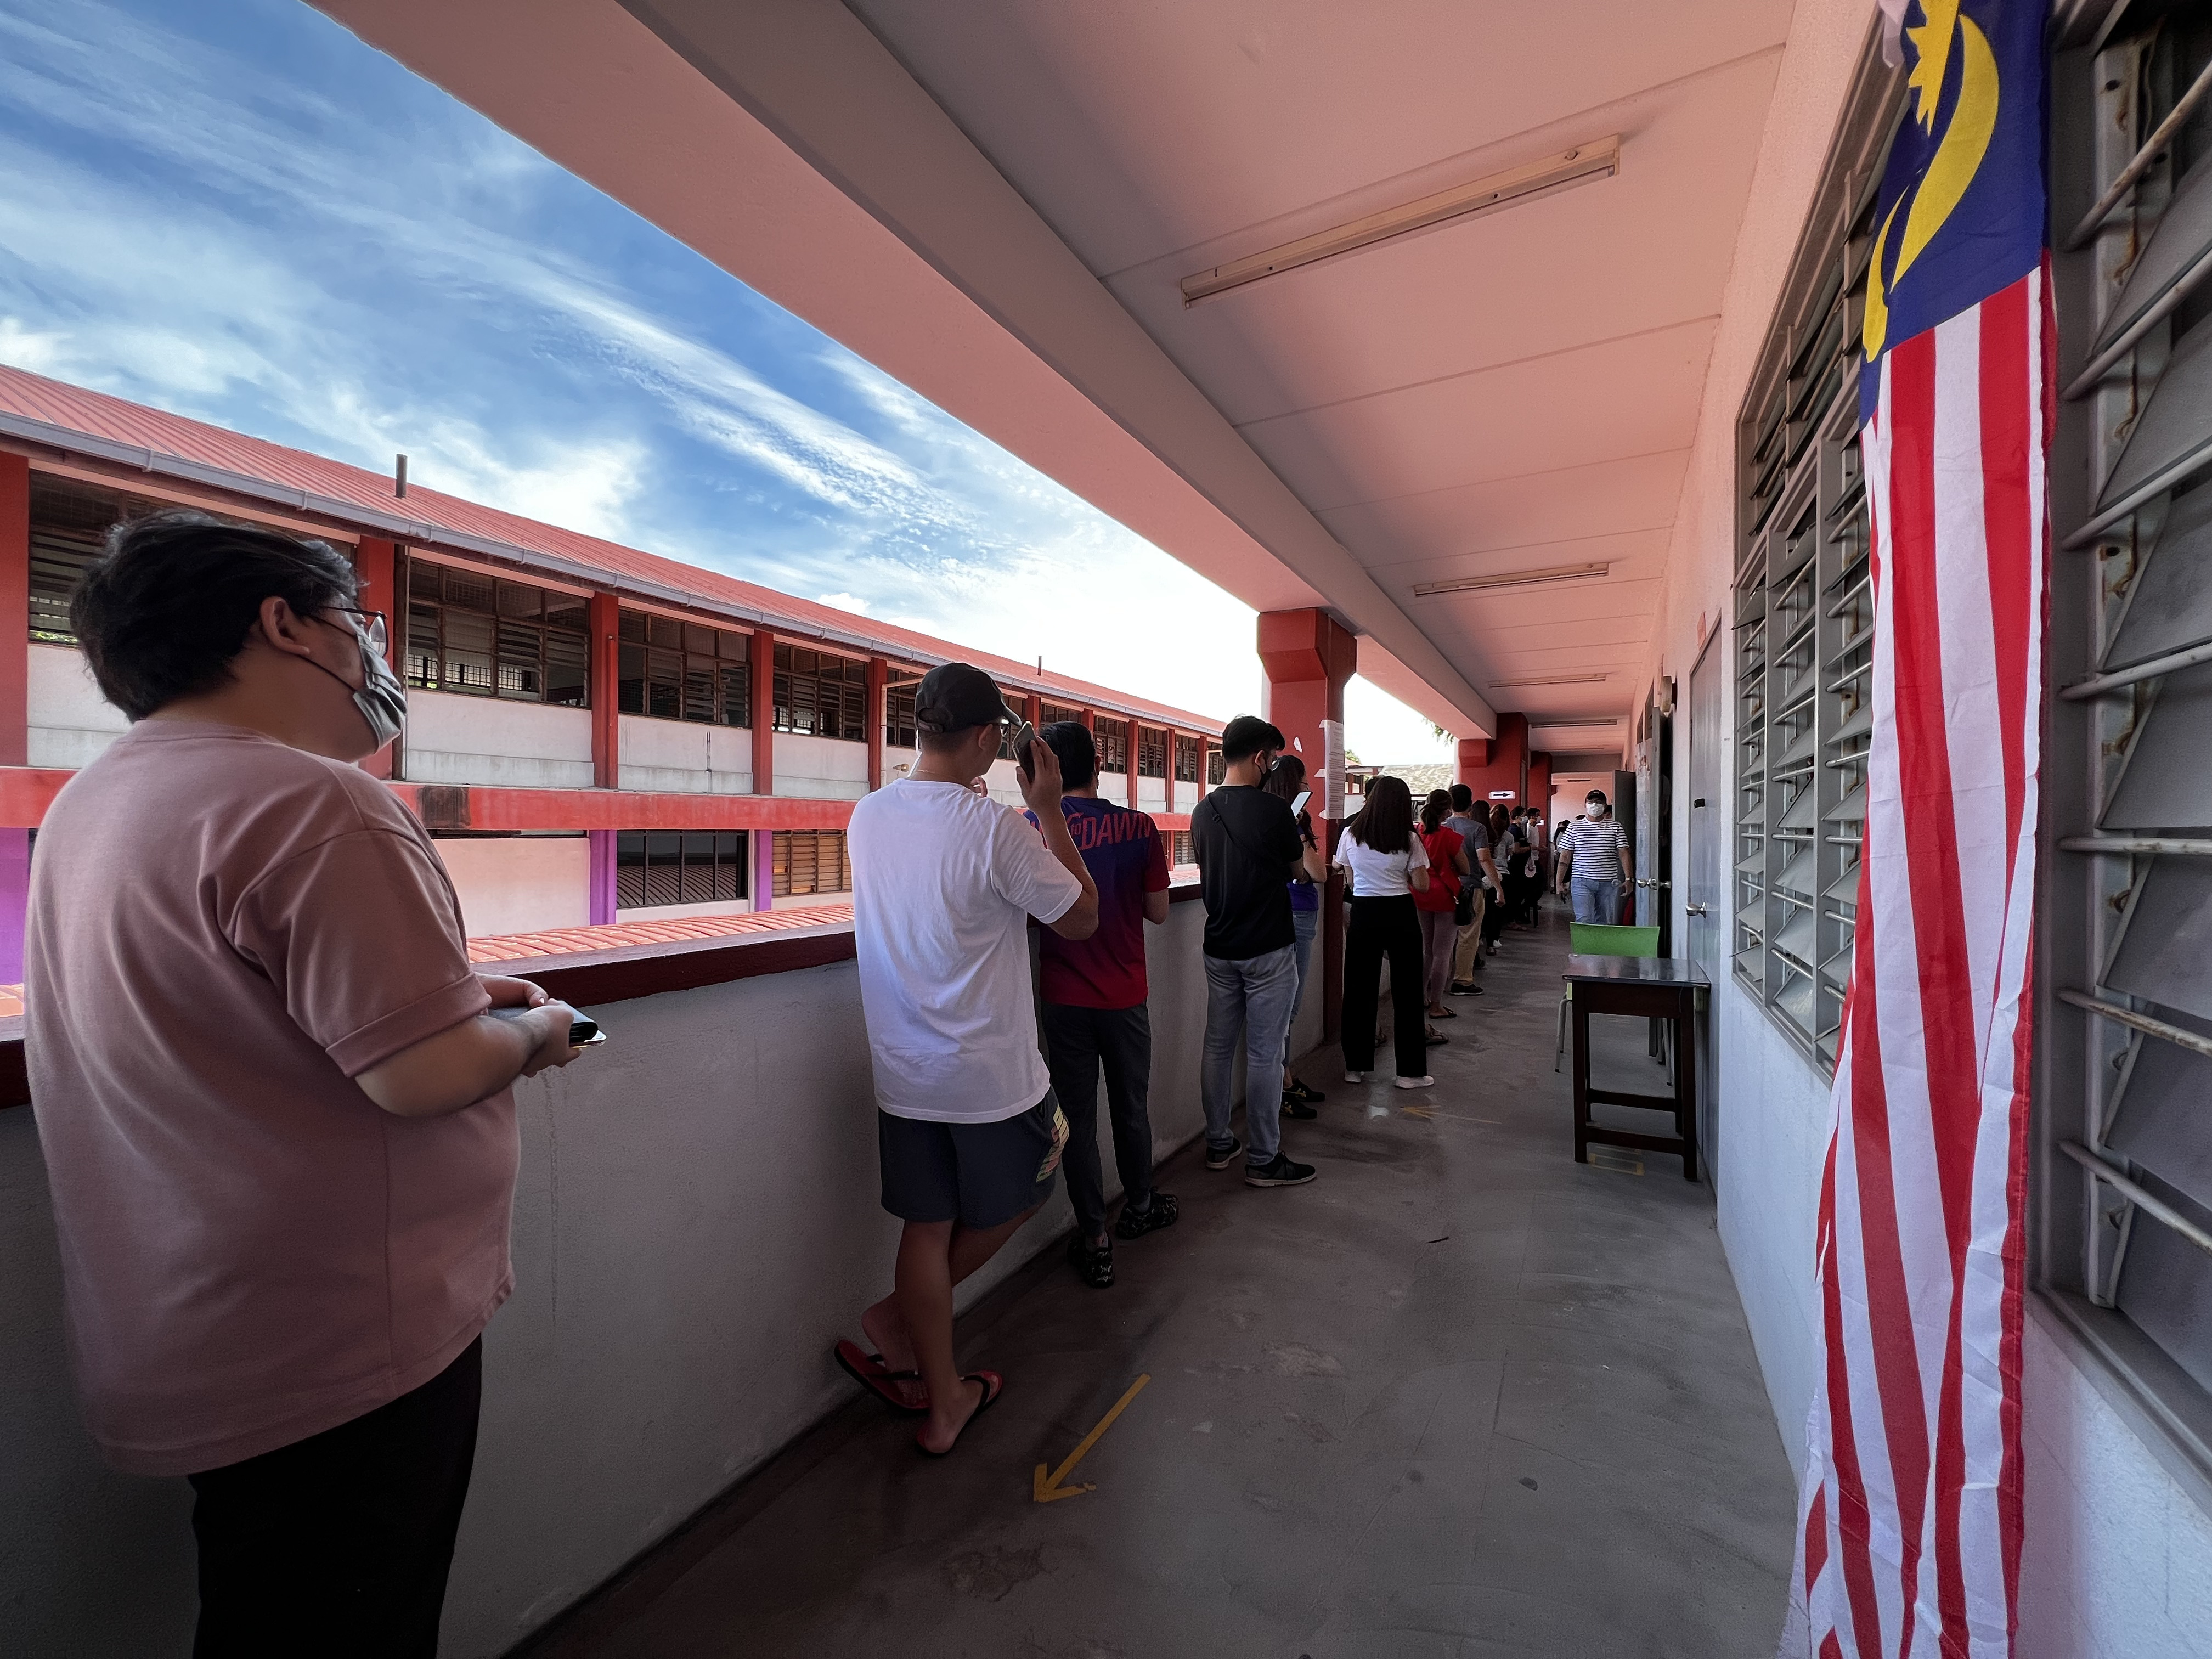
top-left (1291, 789), bottom-right (1312, 817)
top-left (1003, 718), bottom-right (1039, 779)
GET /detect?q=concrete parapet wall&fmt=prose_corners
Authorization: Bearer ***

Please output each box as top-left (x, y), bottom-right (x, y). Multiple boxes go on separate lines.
top-left (0, 895), bottom-right (1303, 1656)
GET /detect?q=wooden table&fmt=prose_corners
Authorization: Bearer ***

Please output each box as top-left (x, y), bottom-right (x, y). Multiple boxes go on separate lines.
top-left (1563, 955), bottom-right (1707, 1182)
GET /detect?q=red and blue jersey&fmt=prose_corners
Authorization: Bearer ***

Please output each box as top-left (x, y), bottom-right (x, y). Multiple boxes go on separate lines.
top-left (1026, 797), bottom-right (1169, 1009)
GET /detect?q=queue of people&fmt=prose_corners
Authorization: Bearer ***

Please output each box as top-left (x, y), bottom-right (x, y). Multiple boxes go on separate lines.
top-left (22, 508), bottom-right (1578, 1650)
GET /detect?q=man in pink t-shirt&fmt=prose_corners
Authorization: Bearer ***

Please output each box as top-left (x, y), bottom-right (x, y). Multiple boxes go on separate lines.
top-left (26, 512), bottom-right (591, 1656)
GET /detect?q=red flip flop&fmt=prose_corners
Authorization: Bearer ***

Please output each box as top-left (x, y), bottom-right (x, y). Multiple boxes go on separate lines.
top-left (835, 1339), bottom-right (928, 1414)
top-left (916, 1370), bottom-right (1004, 1457)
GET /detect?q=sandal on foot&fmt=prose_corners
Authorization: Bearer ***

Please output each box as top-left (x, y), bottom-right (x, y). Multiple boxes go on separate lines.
top-left (1114, 1191), bottom-right (1180, 1239)
top-left (916, 1371), bottom-right (1003, 1456)
top-left (834, 1339), bottom-right (927, 1414)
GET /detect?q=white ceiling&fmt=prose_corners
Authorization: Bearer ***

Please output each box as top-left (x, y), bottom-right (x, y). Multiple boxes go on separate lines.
top-left (848, 0), bottom-right (1792, 730)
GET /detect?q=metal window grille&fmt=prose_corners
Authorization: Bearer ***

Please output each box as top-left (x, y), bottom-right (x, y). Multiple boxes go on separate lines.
top-left (885, 672), bottom-right (922, 749)
top-left (613, 830), bottom-right (748, 908)
top-left (1136, 725), bottom-right (1166, 778)
top-left (1731, 70), bottom-right (1897, 1073)
top-left (1094, 716), bottom-right (1129, 774)
top-left (771, 644), bottom-right (867, 741)
top-left (1207, 747), bottom-right (1226, 785)
top-left (1172, 830), bottom-right (1194, 867)
top-left (408, 565), bottom-right (590, 706)
top-left (616, 611), bottom-right (749, 725)
top-left (1041, 701), bottom-right (1085, 726)
top-left (2045, 8), bottom-right (2212, 1421)
top-left (772, 829), bottom-right (853, 898)
top-left (1173, 733), bottom-right (1201, 783)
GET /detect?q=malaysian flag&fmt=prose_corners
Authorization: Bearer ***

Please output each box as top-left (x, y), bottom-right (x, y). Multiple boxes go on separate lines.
top-left (1785, 4), bottom-right (2051, 1658)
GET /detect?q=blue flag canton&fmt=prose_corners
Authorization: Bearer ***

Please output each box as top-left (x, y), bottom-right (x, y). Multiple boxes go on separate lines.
top-left (1860, 0), bottom-right (2048, 422)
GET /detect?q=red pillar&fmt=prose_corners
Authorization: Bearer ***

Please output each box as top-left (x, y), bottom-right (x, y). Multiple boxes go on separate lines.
top-left (587, 591), bottom-right (622, 923)
top-left (752, 629), bottom-right (776, 907)
top-left (1527, 748), bottom-right (1553, 825)
top-left (1198, 737), bottom-right (1210, 800)
top-left (0, 455), bottom-right (25, 983)
top-left (1165, 730), bottom-right (1176, 816)
top-left (866, 655), bottom-right (888, 792)
top-left (1257, 608), bottom-right (1357, 1041)
top-left (353, 538), bottom-right (399, 779)
top-left (1458, 714), bottom-right (1528, 806)
top-left (1126, 721), bottom-right (1138, 808)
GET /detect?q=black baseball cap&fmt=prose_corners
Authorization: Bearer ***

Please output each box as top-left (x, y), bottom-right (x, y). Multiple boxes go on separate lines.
top-left (1218, 714), bottom-right (1286, 761)
top-left (913, 662), bottom-right (1019, 734)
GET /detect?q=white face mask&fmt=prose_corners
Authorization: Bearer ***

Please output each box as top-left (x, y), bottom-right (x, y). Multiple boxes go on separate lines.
top-left (1585, 802), bottom-right (1605, 819)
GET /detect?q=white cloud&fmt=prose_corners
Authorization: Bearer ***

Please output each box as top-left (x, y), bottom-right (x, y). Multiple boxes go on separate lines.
top-left (815, 592), bottom-right (871, 614)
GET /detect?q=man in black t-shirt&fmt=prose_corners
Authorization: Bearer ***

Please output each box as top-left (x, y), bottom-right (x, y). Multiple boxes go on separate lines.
top-left (1190, 715), bottom-right (1328, 1188)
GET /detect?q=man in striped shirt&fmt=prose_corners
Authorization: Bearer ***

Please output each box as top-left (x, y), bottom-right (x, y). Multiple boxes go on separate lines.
top-left (1556, 789), bottom-right (1629, 926)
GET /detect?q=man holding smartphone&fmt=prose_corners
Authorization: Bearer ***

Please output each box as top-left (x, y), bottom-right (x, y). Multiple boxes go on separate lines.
top-left (26, 513), bottom-right (591, 1657)
top-left (843, 664), bottom-right (1099, 1455)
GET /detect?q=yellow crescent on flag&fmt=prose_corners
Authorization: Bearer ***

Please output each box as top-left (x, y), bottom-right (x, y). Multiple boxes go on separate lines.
top-left (1862, 10), bottom-right (2000, 363)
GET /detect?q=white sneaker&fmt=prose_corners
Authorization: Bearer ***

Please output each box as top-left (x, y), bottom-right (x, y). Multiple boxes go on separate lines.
top-left (1344, 1070), bottom-right (1369, 1084)
top-left (1393, 1075), bottom-right (1435, 1090)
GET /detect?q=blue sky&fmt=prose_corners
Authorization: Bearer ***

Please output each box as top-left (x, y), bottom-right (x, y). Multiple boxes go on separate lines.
top-left (0, 0), bottom-right (1445, 759)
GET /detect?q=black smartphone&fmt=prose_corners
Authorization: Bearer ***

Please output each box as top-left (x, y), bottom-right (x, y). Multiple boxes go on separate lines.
top-left (1003, 718), bottom-right (1039, 778)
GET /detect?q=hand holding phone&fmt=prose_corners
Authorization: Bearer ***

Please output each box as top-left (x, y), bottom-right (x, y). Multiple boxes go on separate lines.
top-left (1003, 718), bottom-right (1039, 780)
top-left (1290, 789), bottom-right (1312, 817)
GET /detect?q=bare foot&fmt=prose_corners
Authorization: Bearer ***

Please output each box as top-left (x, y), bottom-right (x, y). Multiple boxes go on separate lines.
top-left (915, 1376), bottom-right (986, 1455)
top-left (859, 1297), bottom-right (916, 1373)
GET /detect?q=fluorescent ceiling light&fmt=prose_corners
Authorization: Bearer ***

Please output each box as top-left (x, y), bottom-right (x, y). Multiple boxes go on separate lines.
top-left (1182, 137), bottom-right (1621, 305)
top-left (1413, 561), bottom-right (1610, 597)
top-left (1487, 672), bottom-right (1611, 689)
top-left (1529, 717), bottom-right (1623, 729)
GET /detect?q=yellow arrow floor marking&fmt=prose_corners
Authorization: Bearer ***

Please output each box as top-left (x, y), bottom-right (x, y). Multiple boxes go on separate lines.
top-left (1033, 1373), bottom-right (1150, 1503)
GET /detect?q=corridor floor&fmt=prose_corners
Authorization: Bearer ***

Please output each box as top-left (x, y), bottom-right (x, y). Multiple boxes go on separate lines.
top-left (522, 904), bottom-right (1796, 1658)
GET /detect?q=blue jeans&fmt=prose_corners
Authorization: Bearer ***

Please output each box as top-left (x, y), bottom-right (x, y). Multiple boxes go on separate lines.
top-left (1201, 944), bottom-right (1300, 1167)
top-left (1282, 904), bottom-right (1319, 1068)
top-left (1572, 878), bottom-right (1623, 926)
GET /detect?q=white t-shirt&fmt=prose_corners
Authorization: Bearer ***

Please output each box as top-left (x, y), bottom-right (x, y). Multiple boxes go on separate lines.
top-left (1334, 832), bottom-right (1431, 898)
top-left (849, 779), bottom-right (1084, 1123)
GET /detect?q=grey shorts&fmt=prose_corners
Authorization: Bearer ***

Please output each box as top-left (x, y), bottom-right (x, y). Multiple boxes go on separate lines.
top-left (878, 1092), bottom-right (1067, 1228)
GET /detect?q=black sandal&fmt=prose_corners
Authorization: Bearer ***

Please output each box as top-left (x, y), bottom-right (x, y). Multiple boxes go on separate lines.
top-left (1065, 1234), bottom-right (1115, 1288)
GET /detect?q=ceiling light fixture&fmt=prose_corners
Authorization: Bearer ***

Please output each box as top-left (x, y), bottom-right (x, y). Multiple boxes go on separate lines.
top-left (1412, 561), bottom-right (1610, 598)
top-left (1528, 716), bottom-right (1624, 729)
top-left (1181, 137), bottom-right (1621, 306)
top-left (1486, 672), bottom-right (1612, 689)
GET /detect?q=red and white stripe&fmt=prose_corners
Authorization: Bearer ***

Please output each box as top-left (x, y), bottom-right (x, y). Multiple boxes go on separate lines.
top-left (1785, 264), bottom-right (2050, 1659)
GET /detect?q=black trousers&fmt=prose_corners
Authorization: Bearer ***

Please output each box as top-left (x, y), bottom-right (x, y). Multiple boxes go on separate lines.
top-left (1041, 1001), bottom-right (1155, 1238)
top-left (189, 1338), bottom-right (483, 1659)
top-left (1341, 894), bottom-right (1427, 1079)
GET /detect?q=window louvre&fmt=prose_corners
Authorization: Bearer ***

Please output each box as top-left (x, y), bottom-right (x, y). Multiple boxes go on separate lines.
top-left (27, 477), bottom-right (225, 646)
top-left (613, 831), bottom-right (747, 909)
top-left (1207, 747), bottom-right (1226, 786)
top-left (617, 612), bottom-right (749, 726)
top-left (885, 672), bottom-right (923, 749)
top-left (2050, 11), bottom-right (2212, 1409)
top-left (1173, 733), bottom-right (1201, 783)
top-left (772, 830), bottom-right (853, 898)
top-left (1136, 725), bottom-right (1166, 778)
top-left (1172, 830), bottom-right (1194, 867)
top-left (1733, 125), bottom-right (1885, 1070)
top-left (409, 566), bottom-right (590, 706)
top-left (772, 644), bottom-right (866, 741)
top-left (1041, 701), bottom-right (1084, 727)
top-left (1094, 716), bottom-right (1129, 774)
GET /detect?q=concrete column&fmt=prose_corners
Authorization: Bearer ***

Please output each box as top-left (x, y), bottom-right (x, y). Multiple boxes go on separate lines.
top-left (353, 537), bottom-right (400, 780)
top-left (1458, 714), bottom-right (1528, 806)
top-left (0, 455), bottom-right (25, 984)
top-left (586, 591), bottom-right (623, 925)
top-left (1527, 749), bottom-right (1554, 848)
top-left (1126, 722), bottom-right (1138, 808)
top-left (866, 655), bottom-right (888, 792)
top-left (752, 629), bottom-right (776, 907)
top-left (1198, 736), bottom-right (1210, 800)
top-left (1257, 607), bottom-right (1357, 1042)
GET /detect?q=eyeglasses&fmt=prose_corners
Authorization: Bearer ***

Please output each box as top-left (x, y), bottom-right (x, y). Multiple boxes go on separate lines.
top-left (328, 607), bottom-right (390, 654)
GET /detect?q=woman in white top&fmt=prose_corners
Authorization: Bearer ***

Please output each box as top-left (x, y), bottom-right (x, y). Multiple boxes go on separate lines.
top-left (1333, 775), bottom-right (1434, 1089)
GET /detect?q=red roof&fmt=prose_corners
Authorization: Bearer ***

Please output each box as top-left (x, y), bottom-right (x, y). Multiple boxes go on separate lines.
top-left (465, 903), bottom-right (852, 963)
top-left (0, 364), bottom-right (1223, 733)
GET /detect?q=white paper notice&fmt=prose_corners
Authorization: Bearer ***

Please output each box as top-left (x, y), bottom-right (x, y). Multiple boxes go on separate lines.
top-left (1322, 718), bottom-right (1346, 819)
